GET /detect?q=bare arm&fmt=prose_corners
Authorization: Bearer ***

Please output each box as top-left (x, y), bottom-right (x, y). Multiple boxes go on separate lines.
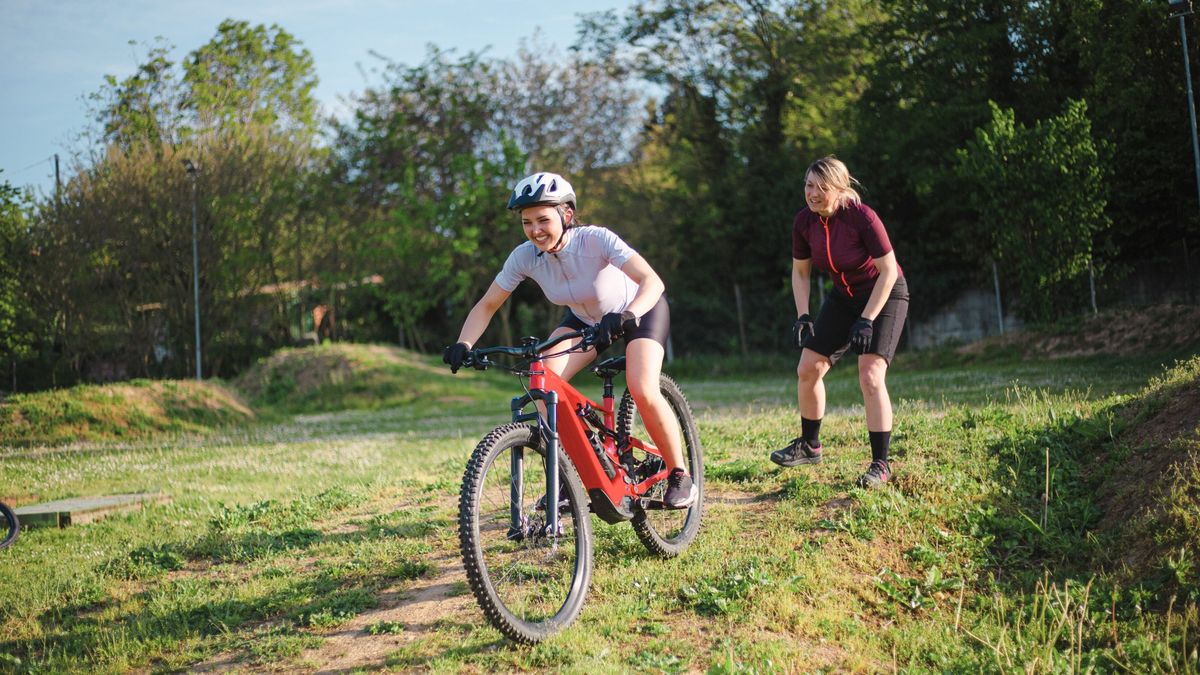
top-left (618, 254), bottom-right (666, 317)
top-left (792, 258), bottom-right (812, 316)
top-left (860, 251), bottom-right (899, 321)
top-left (454, 282), bottom-right (512, 347)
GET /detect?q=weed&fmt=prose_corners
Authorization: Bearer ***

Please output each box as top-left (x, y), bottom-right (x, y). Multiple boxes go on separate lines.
top-left (238, 623), bottom-right (322, 664)
top-left (366, 620), bottom-right (405, 635)
top-left (296, 588), bottom-right (377, 628)
top-left (708, 458), bottom-right (771, 483)
top-left (874, 566), bottom-right (962, 612)
top-left (388, 559), bottom-right (433, 581)
top-left (679, 560), bottom-right (772, 616)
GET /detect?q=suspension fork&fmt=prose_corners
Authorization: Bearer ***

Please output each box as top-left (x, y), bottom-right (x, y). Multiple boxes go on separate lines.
top-left (509, 366), bottom-right (561, 538)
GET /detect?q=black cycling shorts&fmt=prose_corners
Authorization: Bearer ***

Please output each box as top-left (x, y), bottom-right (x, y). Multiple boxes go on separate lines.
top-left (558, 295), bottom-right (670, 351)
top-left (805, 275), bottom-right (909, 365)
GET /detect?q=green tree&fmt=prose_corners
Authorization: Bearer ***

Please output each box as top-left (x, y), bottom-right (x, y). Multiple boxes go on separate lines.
top-left (0, 176), bottom-right (39, 391)
top-left (39, 20), bottom-right (325, 382)
top-left (90, 38), bottom-right (186, 149)
top-left (955, 100), bottom-right (1111, 321)
top-left (183, 19), bottom-right (319, 137)
top-left (494, 36), bottom-right (643, 176)
top-left (332, 47), bottom-right (526, 349)
top-left (1071, 0), bottom-right (1200, 269)
top-left (853, 0), bottom-right (1031, 313)
top-left (579, 0), bottom-right (883, 352)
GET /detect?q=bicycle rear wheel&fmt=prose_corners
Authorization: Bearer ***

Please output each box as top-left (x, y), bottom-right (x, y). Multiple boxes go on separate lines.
top-left (618, 373), bottom-right (704, 557)
top-left (459, 423), bottom-right (593, 644)
top-left (0, 501), bottom-right (18, 550)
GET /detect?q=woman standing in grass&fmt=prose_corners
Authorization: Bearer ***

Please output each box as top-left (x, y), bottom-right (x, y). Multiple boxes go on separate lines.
top-left (442, 172), bottom-right (697, 509)
top-left (769, 156), bottom-right (909, 488)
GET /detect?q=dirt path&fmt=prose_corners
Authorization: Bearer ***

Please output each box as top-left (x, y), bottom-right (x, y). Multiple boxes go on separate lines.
top-left (195, 487), bottom-right (846, 672)
top-left (300, 552), bottom-right (474, 673)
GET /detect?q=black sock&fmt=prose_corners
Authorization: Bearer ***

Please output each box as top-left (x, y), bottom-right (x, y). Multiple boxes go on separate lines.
top-left (801, 417), bottom-right (822, 447)
top-left (869, 430), bottom-right (891, 464)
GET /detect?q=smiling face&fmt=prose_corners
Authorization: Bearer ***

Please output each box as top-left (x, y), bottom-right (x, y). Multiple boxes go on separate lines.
top-left (520, 204), bottom-right (569, 253)
top-left (804, 171), bottom-right (838, 217)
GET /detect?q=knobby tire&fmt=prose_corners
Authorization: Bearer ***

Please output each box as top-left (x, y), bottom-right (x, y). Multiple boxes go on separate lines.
top-left (617, 373), bottom-right (704, 557)
top-left (458, 423), bottom-right (593, 644)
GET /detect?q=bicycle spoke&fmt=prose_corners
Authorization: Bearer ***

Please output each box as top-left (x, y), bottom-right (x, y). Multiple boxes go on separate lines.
top-left (460, 424), bottom-right (592, 642)
top-left (618, 374), bottom-right (705, 558)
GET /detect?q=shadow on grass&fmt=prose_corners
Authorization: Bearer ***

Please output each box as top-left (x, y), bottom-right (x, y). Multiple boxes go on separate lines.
top-left (961, 356), bottom-right (1200, 667)
top-left (0, 502), bottom-right (457, 671)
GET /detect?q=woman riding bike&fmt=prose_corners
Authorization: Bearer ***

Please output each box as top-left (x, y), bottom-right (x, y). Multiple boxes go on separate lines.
top-left (443, 172), bottom-right (696, 509)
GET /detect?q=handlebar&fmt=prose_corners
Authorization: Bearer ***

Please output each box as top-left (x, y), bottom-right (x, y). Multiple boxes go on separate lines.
top-left (461, 312), bottom-right (640, 372)
top-left (463, 328), bottom-right (595, 371)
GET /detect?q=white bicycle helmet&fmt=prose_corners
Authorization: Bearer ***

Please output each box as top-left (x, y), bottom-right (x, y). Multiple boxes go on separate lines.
top-left (507, 172), bottom-right (576, 211)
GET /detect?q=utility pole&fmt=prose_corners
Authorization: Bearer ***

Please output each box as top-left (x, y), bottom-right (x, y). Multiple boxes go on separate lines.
top-left (182, 159), bottom-right (202, 380)
top-left (1170, 0), bottom-right (1200, 303)
top-left (53, 154), bottom-right (61, 214)
top-left (1170, 0), bottom-right (1200, 214)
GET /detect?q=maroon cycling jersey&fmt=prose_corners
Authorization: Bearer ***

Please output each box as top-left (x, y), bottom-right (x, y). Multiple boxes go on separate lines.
top-left (792, 201), bottom-right (903, 300)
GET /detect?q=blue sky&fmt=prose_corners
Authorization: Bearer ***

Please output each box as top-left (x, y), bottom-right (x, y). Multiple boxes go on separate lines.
top-left (0, 0), bottom-right (636, 196)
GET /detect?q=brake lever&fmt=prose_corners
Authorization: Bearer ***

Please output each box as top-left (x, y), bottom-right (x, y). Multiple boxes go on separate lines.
top-left (580, 327), bottom-right (599, 349)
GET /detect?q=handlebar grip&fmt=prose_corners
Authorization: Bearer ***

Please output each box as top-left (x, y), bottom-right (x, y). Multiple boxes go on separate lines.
top-left (466, 351), bottom-right (491, 370)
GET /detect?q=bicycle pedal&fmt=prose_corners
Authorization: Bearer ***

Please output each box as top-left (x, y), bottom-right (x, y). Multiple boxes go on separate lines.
top-left (639, 497), bottom-right (693, 511)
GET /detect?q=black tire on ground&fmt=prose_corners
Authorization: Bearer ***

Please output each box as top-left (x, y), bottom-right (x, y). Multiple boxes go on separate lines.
top-left (0, 501), bottom-right (18, 550)
top-left (617, 373), bottom-right (704, 557)
top-left (458, 423), bottom-right (593, 644)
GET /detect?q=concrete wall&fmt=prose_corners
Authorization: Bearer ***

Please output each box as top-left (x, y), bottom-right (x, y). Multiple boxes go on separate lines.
top-left (907, 288), bottom-right (1023, 350)
top-left (906, 258), bottom-right (1198, 350)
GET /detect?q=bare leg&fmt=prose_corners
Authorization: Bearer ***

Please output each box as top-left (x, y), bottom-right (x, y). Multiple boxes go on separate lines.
top-left (534, 326), bottom-right (597, 418)
top-left (857, 354), bottom-right (892, 432)
top-left (540, 326), bottom-right (597, 381)
top-left (624, 338), bottom-right (686, 471)
top-left (797, 348), bottom-right (831, 420)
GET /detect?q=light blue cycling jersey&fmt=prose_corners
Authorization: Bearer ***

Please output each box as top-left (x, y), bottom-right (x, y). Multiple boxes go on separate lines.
top-left (494, 225), bottom-right (640, 325)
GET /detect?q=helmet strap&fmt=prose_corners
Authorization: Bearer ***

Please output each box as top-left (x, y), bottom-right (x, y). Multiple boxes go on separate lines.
top-left (556, 204), bottom-right (574, 229)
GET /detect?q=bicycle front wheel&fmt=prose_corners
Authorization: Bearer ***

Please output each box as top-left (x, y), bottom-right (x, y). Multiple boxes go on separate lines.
top-left (458, 423), bottom-right (593, 644)
top-left (618, 373), bottom-right (704, 557)
top-left (0, 501), bottom-right (18, 550)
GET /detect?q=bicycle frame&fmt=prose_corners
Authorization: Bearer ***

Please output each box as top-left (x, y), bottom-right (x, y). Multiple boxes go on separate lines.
top-left (507, 352), bottom-right (670, 536)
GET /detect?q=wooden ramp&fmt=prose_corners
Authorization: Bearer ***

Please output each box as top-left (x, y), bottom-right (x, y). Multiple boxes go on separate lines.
top-left (14, 493), bottom-right (170, 528)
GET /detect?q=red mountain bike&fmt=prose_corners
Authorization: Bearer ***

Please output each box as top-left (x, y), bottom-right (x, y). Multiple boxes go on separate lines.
top-left (456, 325), bottom-right (704, 643)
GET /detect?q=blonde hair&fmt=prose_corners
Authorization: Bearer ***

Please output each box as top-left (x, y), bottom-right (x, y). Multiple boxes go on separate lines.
top-left (806, 156), bottom-right (863, 212)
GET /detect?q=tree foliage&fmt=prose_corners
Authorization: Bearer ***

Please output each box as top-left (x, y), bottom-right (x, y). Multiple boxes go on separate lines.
top-left (956, 100), bottom-right (1111, 321)
top-left (578, 0), bottom-right (884, 351)
top-left (0, 176), bottom-right (39, 386)
top-left (10, 2), bottom-right (1200, 388)
top-left (25, 21), bottom-right (324, 384)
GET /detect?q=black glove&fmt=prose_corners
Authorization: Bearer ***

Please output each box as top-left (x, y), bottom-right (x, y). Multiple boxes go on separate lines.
top-left (792, 314), bottom-right (815, 349)
top-left (594, 311), bottom-right (637, 351)
top-left (442, 342), bottom-right (469, 373)
top-left (849, 318), bottom-right (873, 355)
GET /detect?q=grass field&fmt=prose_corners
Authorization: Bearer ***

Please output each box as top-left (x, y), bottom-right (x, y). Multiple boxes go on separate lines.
top-left (0, 344), bottom-right (1197, 673)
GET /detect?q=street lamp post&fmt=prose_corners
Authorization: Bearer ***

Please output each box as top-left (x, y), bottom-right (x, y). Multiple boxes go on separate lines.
top-left (182, 159), bottom-right (202, 380)
top-left (1170, 0), bottom-right (1200, 212)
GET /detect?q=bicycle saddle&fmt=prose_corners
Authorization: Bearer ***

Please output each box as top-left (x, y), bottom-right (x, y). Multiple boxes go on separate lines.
top-left (591, 356), bottom-right (626, 378)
